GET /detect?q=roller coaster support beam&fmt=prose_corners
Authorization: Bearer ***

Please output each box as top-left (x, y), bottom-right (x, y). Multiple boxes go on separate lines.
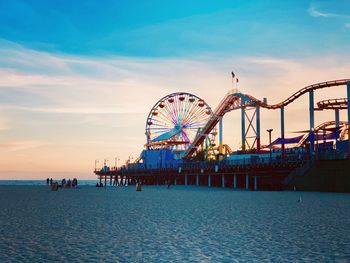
top-left (281, 106), bottom-right (285, 157)
top-left (309, 90), bottom-right (315, 154)
top-left (335, 109), bottom-right (340, 128)
top-left (205, 135), bottom-right (208, 160)
top-left (256, 105), bottom-right (261, 152)
top-left (347, 81), bottom-right (350, 156)
top-left (241, 101), bottom-right (246, 152)
top-left (219, 116), bottom-right (223, 156)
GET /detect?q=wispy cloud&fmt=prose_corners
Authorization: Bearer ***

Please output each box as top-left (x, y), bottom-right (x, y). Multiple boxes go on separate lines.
top-left (308, 3), bottom-right (350, 19)
top-left (0, 105), bottom-right (143, 114)
top-left (0, 140), bottom-right (46, 152)
top-left (308, 3), bottom-right (350, 33)
top-left (308, 4), bottom-right (334, 17)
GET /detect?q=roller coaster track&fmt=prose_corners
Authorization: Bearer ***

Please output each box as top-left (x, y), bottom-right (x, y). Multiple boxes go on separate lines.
top-left (316, 98), bottom-right (348, 110)
top-left (297, 121), bottom-right (348, 146)
top-left (246, 79), bottom-right (350, 109)
top-left (185, 79), bottom-right (350, 158)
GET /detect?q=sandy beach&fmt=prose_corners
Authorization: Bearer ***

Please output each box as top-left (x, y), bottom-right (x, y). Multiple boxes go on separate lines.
top-left (0, 185), bottom-right (349, 262)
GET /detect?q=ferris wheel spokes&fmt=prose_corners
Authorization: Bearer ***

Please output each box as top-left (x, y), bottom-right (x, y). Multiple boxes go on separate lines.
top-left (145, 92), bottom-right (216, 151)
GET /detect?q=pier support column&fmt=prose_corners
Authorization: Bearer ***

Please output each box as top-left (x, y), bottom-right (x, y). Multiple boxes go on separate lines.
top-left (208, 175), bottom-right (211, 187)
top-left (185, 175), bottom-right (188, 186)
top-left (219, 117), bottom-right (223, 156)
top-left (335, 109), bottom-right (340, 128)
top-left (174, 178), bottom-right (177, 185)
top-left (281, 106), bottom-right (285, 158)
top-left (309, 90), bottom-right (315, 154)
top-left (196, 175), bottom-right (199, 186)
top-left (221, 174), bottom-right (225, 188)
top-left (205, 136), bottom-right (209, 160)
top-left (347, 81), bottom-right (350, 156)
top-left (241, 101), bottom-right (246, 152)
top-left (245, 174), bottom-right (249, 190)
top-left (233, 174), bottom-right (237, 189)
top-left (256, 105), bottom-right (261, 152)
top-left (254, 176), bottom-right (257, 191)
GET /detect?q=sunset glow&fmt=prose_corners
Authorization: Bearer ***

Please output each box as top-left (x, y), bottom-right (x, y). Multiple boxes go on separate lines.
top-left (1, 0), bottom-right (349, 179)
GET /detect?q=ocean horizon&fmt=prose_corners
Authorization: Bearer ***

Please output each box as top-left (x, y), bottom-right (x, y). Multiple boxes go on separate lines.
top-left (0, 180), bottom-right (99, 186)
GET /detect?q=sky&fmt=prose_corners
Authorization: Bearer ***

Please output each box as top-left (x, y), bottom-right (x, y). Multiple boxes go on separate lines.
top-left (0, 0), bottom-right (350, 179)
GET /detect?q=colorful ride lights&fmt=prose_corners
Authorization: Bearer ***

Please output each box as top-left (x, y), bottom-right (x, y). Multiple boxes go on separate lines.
top-left (145, 92), bottom-right (214, 151)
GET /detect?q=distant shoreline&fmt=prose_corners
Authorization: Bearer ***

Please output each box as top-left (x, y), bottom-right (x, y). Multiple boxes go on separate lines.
top-left (0, 180), bottom-right (98, 186)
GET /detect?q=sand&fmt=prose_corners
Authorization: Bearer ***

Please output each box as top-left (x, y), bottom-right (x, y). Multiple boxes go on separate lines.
top-left (0, 185), bottom-right (349, 262)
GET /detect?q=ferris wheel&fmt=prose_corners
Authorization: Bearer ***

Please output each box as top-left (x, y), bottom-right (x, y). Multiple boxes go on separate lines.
top-left (145, 92), bottom-right (215, 152)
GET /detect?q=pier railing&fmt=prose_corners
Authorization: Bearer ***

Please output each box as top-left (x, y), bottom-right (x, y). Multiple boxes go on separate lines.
top-left (95, 149), bottom-right (346, 178)
top-left (101, 155), bottom-right (305, 176)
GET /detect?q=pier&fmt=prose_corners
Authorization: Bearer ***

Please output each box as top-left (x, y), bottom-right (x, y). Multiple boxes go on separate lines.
top-left (96, 154), bottom-right (323, 190)
top-left (95, 79), bottom-right (350, 191)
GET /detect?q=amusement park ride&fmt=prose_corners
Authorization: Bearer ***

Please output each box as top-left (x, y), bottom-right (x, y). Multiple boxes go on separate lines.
top-left (95, 78), bottom-right (350, 190)
top-left (142, 79), bottom-right (350, 161)
top-left (145, 92), bottom-right (216, 156)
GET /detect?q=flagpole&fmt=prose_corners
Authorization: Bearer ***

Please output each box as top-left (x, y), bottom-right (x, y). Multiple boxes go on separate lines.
top-left (231, 71), bottom-right (235, 92)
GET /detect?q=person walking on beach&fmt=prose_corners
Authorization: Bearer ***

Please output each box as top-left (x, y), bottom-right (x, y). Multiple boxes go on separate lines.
top-left (46, 178), bottom-right (49, 184)
top-left (72, 178), bottom-right (77, 187)
top-left (50, 178), bottom-right (53, 185)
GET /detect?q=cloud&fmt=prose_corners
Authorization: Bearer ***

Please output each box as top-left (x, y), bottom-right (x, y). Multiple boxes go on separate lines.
top-left (0, 105), bottom-right (144, 115)
top-left (308, 3), bottom-right (350, 19)
top-left (308, 4), bottom-right (333, 17)
top-left (0, 140), bottom-right (46, 152)
top-left (0, 40), bottom-right (350, 177)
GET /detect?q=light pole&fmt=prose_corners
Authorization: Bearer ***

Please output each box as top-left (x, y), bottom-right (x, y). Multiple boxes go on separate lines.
top-left (103, 159), bottom-right (109, 188)
top-left (115, 157), bottom-right (120, 170)
top-left (114, 157), bottom-right (120, 186)
top-left (267, 129), bottom-right (273, 163)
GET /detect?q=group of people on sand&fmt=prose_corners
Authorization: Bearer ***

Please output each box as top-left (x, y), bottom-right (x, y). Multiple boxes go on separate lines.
top-left (61, 178), bottom-right (78, 188)
top-left (46, 178), bottom-right (78, 188)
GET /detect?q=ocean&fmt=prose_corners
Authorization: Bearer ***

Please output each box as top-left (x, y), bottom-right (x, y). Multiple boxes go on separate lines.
top-left (0, 185), bottom-right (349, 262)
top-left (0, 180), bottom-right (98, 186)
